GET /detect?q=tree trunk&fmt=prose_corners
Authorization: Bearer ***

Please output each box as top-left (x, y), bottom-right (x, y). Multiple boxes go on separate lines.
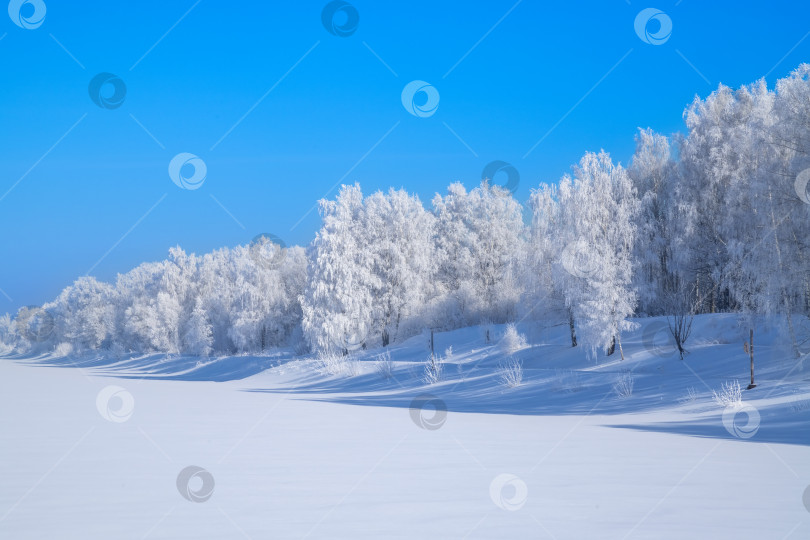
top-left (382, 328), bottom-right (389, 347)
top-left (568, 310), bottom-right (577, 348)
top-left (607, 335), bottom-right (616, 356)
top-left (748, 328), bottom-right (756, 389)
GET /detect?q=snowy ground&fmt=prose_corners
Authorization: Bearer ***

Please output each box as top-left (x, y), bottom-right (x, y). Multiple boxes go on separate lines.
top-left (2, 314), bottom-right (810, 539)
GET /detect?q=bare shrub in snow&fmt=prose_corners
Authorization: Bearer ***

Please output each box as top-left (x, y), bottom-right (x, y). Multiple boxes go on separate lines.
top-left (678, 386), bottom-right (699, 405)
top-left (554, 369), bottom-right (582, 393)
top-left (54, 342), bottom-right (73, 357)
top-left (423, 354), bottom-right (443, 385)
top-left (498, 357), bottom-right (523, 388)
top-left (713, 380), bottom-right (742, 407)
top-left (456, 362), bottom-right (465, 382)
top-left (375, 350), bottom-right (394, 379)
top-left (500, 323), bottom-right (526, 354)
top-left (315, 351), bottom-right (359, 377)
top-left (612, 371), bottom-right (634, 399)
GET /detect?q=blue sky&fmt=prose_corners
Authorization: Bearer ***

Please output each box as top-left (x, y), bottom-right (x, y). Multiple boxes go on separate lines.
top-left (1, 0), bottom-right (809, 313)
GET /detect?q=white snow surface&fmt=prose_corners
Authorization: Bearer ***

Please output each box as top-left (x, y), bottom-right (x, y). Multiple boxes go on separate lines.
top-left (2, 314), bottom-right (810, 539)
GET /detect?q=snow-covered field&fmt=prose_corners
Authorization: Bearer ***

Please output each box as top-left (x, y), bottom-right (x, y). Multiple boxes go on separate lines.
top-left (2, 314), bottom-right (809, 539)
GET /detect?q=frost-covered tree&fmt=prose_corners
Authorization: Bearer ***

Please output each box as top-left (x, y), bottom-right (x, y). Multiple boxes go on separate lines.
top-left (45, 276), bottom-right (115, 350)
top-left (362, 188), bottom-right (435, 346)
top-left (431, 182), bottom-right (478, 327)
top-left (431, 181), bottom-right (524, 327)
top-left (628, 128), bottom-right (677, 316)
top-left (676, 81), bottom-right (775, 314)
top-left (301, 184), bottom-right (374, 353)
top-left (557, 151), bottom-right (639, 359)
top-left (527, 182), bottom-right (569, 331)
top-left (183, 299), bottom-right (213, 356)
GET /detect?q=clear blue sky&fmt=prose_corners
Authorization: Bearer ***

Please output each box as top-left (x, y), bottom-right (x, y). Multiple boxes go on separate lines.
top-left (1, 0), bottom-right (809, 313)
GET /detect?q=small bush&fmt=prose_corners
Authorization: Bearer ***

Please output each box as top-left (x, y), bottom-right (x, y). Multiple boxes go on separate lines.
top-left (554, 369), bottom-right (582, 393)
top-left (678, 386), bottom-right (699, 405)
top-left (500, 323), bottom-right (526, 354)
top-left (423, 354), bottom-right (443, 385)
top-left (498, 357), bottom-right (523, 388)
top-left (612, 371), bottom-right (634, 399)
top-left (375, 350), bottom-right (394, 379)
top-left (456, 362), bottom-right (465, 381)
top-left (54, 342), bottom-right (73, 357)
top-left (713, 380), bottom-right (742, 407)
top-left (315, 351), bottom-right (358, 377)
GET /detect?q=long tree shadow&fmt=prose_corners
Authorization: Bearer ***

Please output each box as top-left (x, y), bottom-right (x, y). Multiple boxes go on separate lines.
top-left (244, 356), bottom-right (810, 447)
top-left (3, 350), bottom-right (291, 382)
top-left (607, 405), bottom-right (810, 446)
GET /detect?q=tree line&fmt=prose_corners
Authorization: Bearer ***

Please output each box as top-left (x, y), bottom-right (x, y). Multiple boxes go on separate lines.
top-left (3, 64), bottom-right (810, 358)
